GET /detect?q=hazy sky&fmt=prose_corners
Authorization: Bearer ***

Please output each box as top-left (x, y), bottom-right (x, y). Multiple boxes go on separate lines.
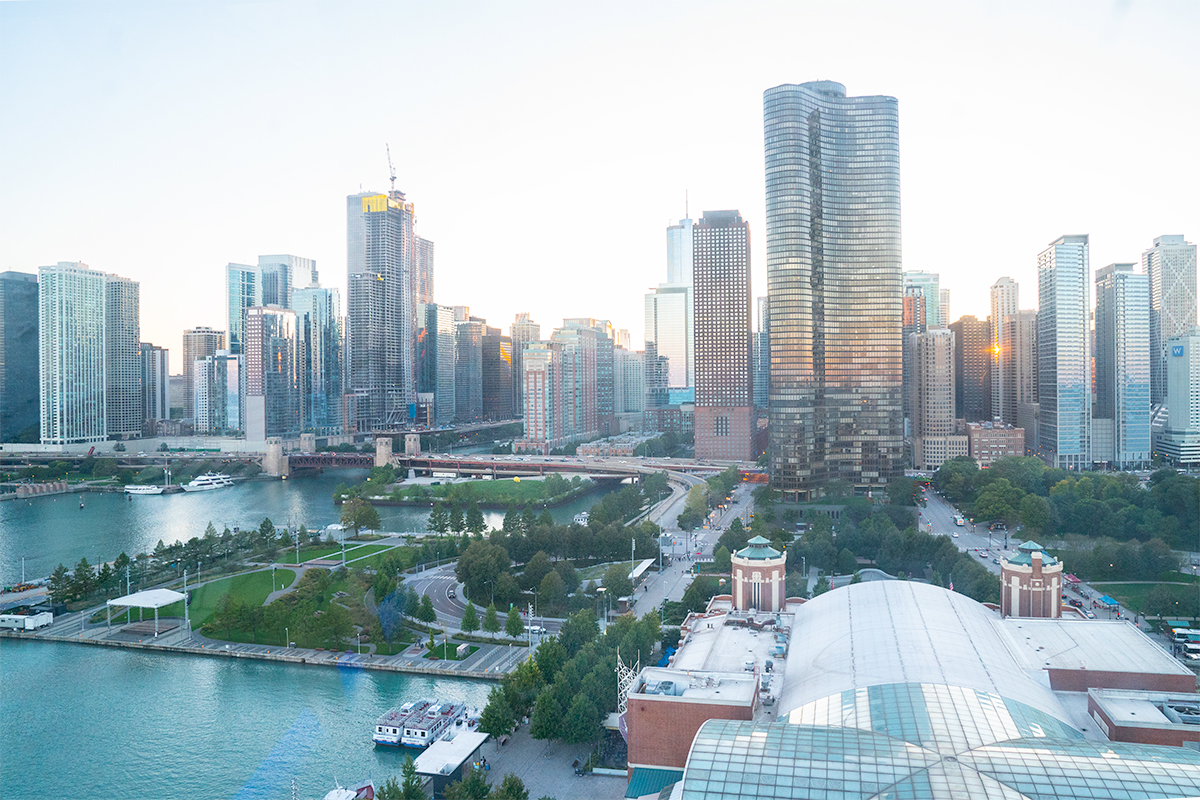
top-left (2, 1), bottom-right (1197, 373)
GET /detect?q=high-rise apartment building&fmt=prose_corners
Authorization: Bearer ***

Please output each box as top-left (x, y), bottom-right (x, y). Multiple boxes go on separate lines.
top-left (614, 329), bottom-right (631, 351)
top-left (904, 272), bottom-right (942, 326)
top-left (182, 327), bottom-right (226, 421)
top-left (258, 254), bottom-right (315, 309)
top-left (614, 346), bottom-right (645, 415)
top-left (482, 326), bottom-right (514, 421)
top-left (910, 328), bottom-right (966, 470)
top-left (244, 306), bottom-right (299, 440)
top-left (1038, 235), bottom-right (1092, 470)
top-left (346, 190), bottom-right (420, 428)
top-left (949, 315), bottom-right (991, 422)
top-left (1142, 235), bottom-right (1197, 407)
top-left (104, 274), bottom-right (141, 438)
top-left (765, 81), bottom-right (903, 500)
top-left (38, 262), bottom-right (108, 444)
top-left (1157, 327), bottom-right (1200, 465)
top-left (293, 283), bottom-right (343, 434)
top-left (754, 297), bottom-right (769, 410)
top-left (990, 277), bottom-right (1019, 420)
top-left (0, 271), bottom-right (39, 442)
top-left (644, 284), bottom-right (692, 390)
top-left (693, 210), bottom-right (754, 461)
top-left (551, 324), bottom-right (598, 441)
top-left (414, 236), bottom-right (435, 306)
top-left (416, 303), bottom-right (456, 425)
top-left (563, 318), bottom-right (616, 436)
top-left (901, 287), bottom-right (928, 433)
top-left (139, 343), bottom-right (170, 433)
top-left (194, 350), bottom-right (241, 435)
top-left (515, 341), bottom-right (564, 453)
top-left (225, 263), bottom-right (259, 355)
top-left (454, 317), bottom-right (485, 423)
top-left (1002, 310), bottom-right (1039, 428)
top-left (510, 313), bottom-right (541, 413)
top-left (939, 289), bottom-right (951, 328)
top-left (1094, 263), bottom-right (1150, 469)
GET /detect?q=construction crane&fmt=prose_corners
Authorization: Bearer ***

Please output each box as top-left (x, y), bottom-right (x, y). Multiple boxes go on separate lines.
top-left (386, 143), bottom-right (397, 198)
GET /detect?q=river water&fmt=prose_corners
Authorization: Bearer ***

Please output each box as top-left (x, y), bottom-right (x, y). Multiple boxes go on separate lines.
top-left (0, 638), bottom-right (492, 799)
top-left (0, 470), bottom-right (614, 584)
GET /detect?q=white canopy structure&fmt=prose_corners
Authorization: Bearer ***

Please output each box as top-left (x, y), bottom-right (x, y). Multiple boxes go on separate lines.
top-left (107, 588), bottom-right (186, 636)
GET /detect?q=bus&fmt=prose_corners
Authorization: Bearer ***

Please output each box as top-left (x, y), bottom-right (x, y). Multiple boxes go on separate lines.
top-left (953, 515), bottom-right (965, 527)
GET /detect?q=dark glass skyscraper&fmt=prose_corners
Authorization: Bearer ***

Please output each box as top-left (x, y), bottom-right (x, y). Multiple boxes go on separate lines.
top-left (0, 271), bottom-right (39, 442)
top-left (764, 81), bottom-right (903, 500)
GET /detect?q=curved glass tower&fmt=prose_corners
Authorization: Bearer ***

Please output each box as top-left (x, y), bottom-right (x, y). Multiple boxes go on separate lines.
top-left (764, 81), bottom-right (903, 500)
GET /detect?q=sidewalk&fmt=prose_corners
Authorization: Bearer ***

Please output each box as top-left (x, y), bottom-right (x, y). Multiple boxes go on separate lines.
top-left (470, 726), bottom-right (625, 800)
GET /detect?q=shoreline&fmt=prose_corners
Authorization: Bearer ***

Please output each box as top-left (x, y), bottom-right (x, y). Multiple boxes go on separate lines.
top-left (0, 627), bottom-right (511, 681)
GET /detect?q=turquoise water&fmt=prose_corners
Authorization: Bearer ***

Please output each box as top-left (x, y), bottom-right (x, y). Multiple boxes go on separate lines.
top-left (0, 470), bottom-right (614, 583)
top-left (0, 638), bottom-right (492, 800)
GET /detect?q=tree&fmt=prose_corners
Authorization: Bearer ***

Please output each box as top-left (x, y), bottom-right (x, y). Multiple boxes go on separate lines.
top-left (376, 778), bottom-right (403, 800)
top-left (522, 551), bottom-right (553, 590)
top-left (258, 517), bottom-right (277, 545)
top-left (812, 575), bottom-right (831, 596)
top-left (428, 504), bottom-right (450, 536)
top-left (538, 570), bottom-right (567, 615)
top-left (461, 602), bottom-right (480, 633)
top-left (505, 606), bottom-right (524, 638)
top-left (49, 563), bottom-right (71, 603)
top-left (483, 602), bottom-right (501, 634)
top-left (713, 546), bottom-right (732, 573)
top-left (558, 610), bottom-right (599, 657)
top-left (888, 476), bottom-right (919, 507)
top-left (70, 557), bottom-right (96, 599)
top-left (1019, 493), bottom-right (1054, 535)
top-left (400, 755), bottom-right (426, 799)
top-left (561, 694), bottom-right (601, 745)
top-left (341, 498), bottom-right (381, 536)
top-left (443, 768), bottom-right (491, 800)
top-left (406, 586), bottom-right (421, 618)
top-left (478, 685), bottom-right (515, 739)
top-left (837, 548), bottom-right (857, 576)
top-left (1147, 584), bottom-right (1177, 619)
top-left (466, 501), bottom-right (487, 536)
top-left (449, 502), bottom-right (465, 535)
top-left (418, 594), bottom-right (437, 623)
top-left (455, 541), bottom-right (511, 603)
top-left (529, 689), bottom-right (563, 742)
top-left (602, 563), bottom-right (633, 599)
top-left (492, 773), bottom-right (530, 800)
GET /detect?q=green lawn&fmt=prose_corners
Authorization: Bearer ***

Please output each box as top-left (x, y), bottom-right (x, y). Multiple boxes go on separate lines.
top-left (1089, 582), bottom-right (1198, 614)
top-left (577, 562), bottom-right (621, 582)
top-left (351, 546), bottom-right (416, 571)
top-left (97, 568), bottom-right (296, 626)
top-left (282, 543), bottom-right (387, 565)
top-left (397, 477), bottom-right (591, 505)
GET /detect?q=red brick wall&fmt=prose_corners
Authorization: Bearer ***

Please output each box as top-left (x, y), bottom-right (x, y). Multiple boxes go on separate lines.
top-left (627, 696), bottom-right (753, 769)
top-left (1088, 697), bottom-right (1200, 747)
top-left (1049, 669), bottom-right (1198, 693)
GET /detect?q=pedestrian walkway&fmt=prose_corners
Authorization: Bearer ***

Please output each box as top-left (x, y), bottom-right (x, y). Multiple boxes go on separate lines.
top-left (472, 726), bottom-right (625, 800)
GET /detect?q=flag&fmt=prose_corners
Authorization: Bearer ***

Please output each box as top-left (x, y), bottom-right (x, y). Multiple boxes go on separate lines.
top-left (948, 575), bottom-right (954, 592)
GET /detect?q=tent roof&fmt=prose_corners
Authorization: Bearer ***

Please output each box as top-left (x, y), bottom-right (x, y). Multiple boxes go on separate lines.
top-left (107, 588), bottom-right (186, 609)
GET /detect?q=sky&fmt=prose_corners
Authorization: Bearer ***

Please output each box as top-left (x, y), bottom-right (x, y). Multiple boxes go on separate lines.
top-left (2, 0), bottom-right (1197, 374)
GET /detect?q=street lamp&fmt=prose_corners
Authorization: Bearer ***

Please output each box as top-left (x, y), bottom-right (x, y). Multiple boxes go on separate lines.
top-left (286, 627), bottom-right (290, 648)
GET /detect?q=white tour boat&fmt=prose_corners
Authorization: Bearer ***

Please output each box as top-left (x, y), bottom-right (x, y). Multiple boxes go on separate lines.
top-left (124, 485), bottom-right (164, 495)
top-left (182, 472), bottom-right (235, 492)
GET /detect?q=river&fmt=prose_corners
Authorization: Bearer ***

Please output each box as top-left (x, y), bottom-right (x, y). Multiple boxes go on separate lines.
top-left (0, 638), bottom-right (492, 799)
top-left (0, 471), bottom-right (616, 584)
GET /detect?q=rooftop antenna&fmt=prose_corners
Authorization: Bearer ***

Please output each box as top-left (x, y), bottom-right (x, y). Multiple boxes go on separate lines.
top-left (386, 144), bottom-right (397, 198)
top-left (685, 190), bottom-right (689, 220)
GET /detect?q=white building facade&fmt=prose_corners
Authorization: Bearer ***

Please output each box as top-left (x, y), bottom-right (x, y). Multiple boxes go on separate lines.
top-left (1038, 235), bottom-right (1092, 470)
top-left (39, 262), bottom-right (108, 444)
top-left (1093, 263), bottom-right (1151, 469)
top-left (1142, 235), bottom-right (1197, 406)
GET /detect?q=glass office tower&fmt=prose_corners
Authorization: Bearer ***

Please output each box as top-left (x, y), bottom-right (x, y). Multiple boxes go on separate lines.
top-left (292, 284), bottom-right (343, 434)
top-left (1094, 263), bottom-right (1150, 469)
top-left (764, 81), bottom-right (903, 500)
top-left (1142, 235), bottom-right (1197, 406)
top-left (1037, 235), bottom-right (1092, 471)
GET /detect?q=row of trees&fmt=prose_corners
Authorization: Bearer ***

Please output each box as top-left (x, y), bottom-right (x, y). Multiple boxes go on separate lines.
top-left (934, 456), bottom-right (1198, 550)
top-left (676, 468), bottom-right (741, 530)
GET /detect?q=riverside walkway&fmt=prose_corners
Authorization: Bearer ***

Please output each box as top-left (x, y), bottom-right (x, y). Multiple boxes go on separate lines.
top-left (3, 608), bottom-right (529, 680)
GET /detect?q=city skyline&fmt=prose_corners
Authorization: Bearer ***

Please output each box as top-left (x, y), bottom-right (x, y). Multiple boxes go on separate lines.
top-left (3, 2), bottom-right (1197, 373)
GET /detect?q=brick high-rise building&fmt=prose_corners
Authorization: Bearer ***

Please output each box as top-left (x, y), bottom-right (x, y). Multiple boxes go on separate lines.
top-left (693, 210), bottom-right (753, 461)
top-left (949, 315), bottom-right (991, 423)
top-left (1002, 310), bottom-right (1039, 428)
top-left (902, 287), bottom-right (927, 433)
top-left (910, 328), bottom-right (966, 470)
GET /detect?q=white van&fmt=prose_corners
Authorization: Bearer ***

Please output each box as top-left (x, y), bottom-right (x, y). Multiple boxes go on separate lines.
top-left (525, 624), bottom-right (545, 635)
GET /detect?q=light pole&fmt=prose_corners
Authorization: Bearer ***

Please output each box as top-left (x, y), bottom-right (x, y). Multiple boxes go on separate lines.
top-left (286, 627), bottom-right (290, 648)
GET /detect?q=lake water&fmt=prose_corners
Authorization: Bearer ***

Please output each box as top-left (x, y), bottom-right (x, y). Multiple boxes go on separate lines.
top-left (0, 638), bottom-right (491, 799)
top-left (0, 470), bottom-right (615, 584)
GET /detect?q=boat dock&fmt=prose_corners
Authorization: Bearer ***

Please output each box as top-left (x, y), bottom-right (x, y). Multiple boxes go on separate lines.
top-left (1, 612), bottom-right (529, 680)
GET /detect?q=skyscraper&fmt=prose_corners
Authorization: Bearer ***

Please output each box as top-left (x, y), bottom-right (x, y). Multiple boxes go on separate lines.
top-left (38, 262), bottom-right (107, 444)
top-left (614, 346), bottom-right (645, 415)
top-left (1002, 310), bottom-right (1039, 428)
top-left (1037, 235), bottom-right (1092, 470)
top-left (693, 210), bottom-right (754, 461)
top-left (901, 287), bottom-right (928, 433)
top-left (225, 263), bottom-right (259, 355)
top-left (292, 283), bottom-right (344, 434)
top-left (666, 216), bottom-right (694, 286)
top-left (0, 271), bottom-right (39, 442)
top-left (258, 254), bottom-right (314, 309)
top-left (454, 317), bottom-right (485, 423)
top-left (910, 328), bottom-right (966, 470)
top-left (949, 315), bottom-right (991, 422)
top-left (644, 284), bottom-right (692, 390)
top-left (414, 236), bottom-right (435, 306)
top-left (346, 190), bottom-right (419, 428)
top-left (990, 277), bottom-right (1019, 420)
top-left (754, 297), bottom-right (769, 410)
top-left (1142, 235), bottom-right (1197, 406)
top-left (482, 326), bottom-right (514, 421)
top-left (105, 274), bottom-right (141, 438)
top-left (194, 350), bottom-right (241, 435)
top-left (416, 303), bottom-right (456, 425)
top-left (515, 341), bottom-right (565, 454)
top-left (139, 343), bottom-right (170, 434)
top-left (1094, 263), bottom-right (1150, 469)
top-left (939, 289), bottom-right (951, 329)
top-left (903, 272), bottom-right (942, 326)
top-left (244, 306), bottom-right (299, 440)
top-left (1158, 327), bottom-right (1200, 465)
top-left (510, 313), bottom-right (541, 413)
top-left (182, 326), bottom-right (226, 421)
top-left (551, 324), bottom-right (598, 441)
top-left (563, 318), bottom-right (616, 436)
top-left (765, 81), bottom-right (903, 500)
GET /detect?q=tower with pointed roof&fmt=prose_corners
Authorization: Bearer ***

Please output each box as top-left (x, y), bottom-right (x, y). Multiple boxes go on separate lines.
top-left (731, 536), bottom-right (786, 612)
top-left (1000, 540), bottom-right (1063, 618)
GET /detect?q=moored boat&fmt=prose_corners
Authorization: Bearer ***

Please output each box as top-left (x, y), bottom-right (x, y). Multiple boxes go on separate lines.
top-left (182, 472), bottom-right (234, 492)
top-left (124, 485), bottom-right (165, 495)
